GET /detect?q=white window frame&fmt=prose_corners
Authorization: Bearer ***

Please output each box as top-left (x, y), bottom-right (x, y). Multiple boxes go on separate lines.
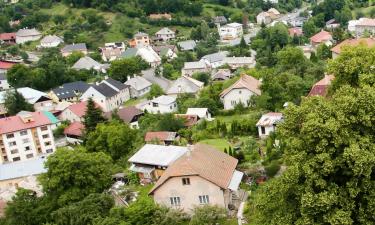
top-left (199, 195), bottom-right (209, 204)
top-left (170, 197), bottom-right (181, 207)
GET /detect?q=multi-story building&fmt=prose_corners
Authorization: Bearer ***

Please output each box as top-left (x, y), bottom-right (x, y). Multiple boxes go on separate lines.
top-left (218, 23), bottom-right (243, 40)
top-left (0, 111), bottom-right (59, 164)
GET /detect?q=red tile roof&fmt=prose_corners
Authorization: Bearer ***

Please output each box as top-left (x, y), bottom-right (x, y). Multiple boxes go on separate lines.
top-left (0, 32), bottom-right (16, 41)
top-left (64, 121), bottom-right (84, 137)
top-left (0, 111), bottom-right (54, 134)
top-left (331, 38), bottom-right (375, 54)
top-left (145, 131), bottom-right (178, 142)
top-left (310, 30), bottom-right (332, 43)
top-left (220, 74), bottom-right (261, 97)
top-left (288, 27), bottom-right (303, 36)
top-left (0, 61), bottom-right (16, 70)
top-left (66, 101), bottom-right (88, 118)
top-left (308, 75), bottom-right (335, 97)
top-left (150, 144), bottom-right (238, 194)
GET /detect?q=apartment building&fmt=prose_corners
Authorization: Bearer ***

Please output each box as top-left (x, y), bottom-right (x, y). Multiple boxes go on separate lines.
top-left (0, 111), bottom-right (59, 164)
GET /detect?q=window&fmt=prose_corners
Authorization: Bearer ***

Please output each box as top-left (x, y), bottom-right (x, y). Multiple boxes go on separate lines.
top-left (45, 141), bottom-right (51, 146)
top-left (46, 149), bottom-right (53, 153)
top-left (152, 102), bottom-right (158, 107)
top-left (199, 195), bottom-right (209, 204)
top-left (261, 126), bottom-right (266, 135)
top-left (25, 146), bottom-right (31, 151)
top-left (6, 133), bottom-right (14, 139)
top-left (3, 156), bottom-right (8, 162)
top-left (40, 126), bottom-right (48, 131)
top-left (26, 153), bottom-right (34, 159)
top-left (10, 149), bottom-right (18, 154)
top-left (20, 130), bottom-right (27, 136)
top-left (170, 197), bottom-right (181, 207)
top-left (170, 106), bottom-right (172, 109)
top-left (239, 90), bottom-right (242, 94)
top-left (231, 100), bottom-right (237, 106)
top-left (22, 138), bottom-right (29, 144)
top-left (42, 134), bottom-right (49, 139)
top-left (12, 157), bottom-right (21, 161)
top-left (9, 141), bottom-right (16, 147)
top-left (182, 178), bottom-right (190, 185)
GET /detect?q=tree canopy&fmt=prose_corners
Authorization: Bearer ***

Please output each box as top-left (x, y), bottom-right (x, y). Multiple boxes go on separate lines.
top-left (4, 90), bottom-right (34, 115)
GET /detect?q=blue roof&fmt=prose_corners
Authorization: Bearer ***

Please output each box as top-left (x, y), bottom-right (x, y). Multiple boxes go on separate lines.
top-left (0, 156), bottom-right (47, 181)
top-left (42, 111), bottom-right (59, 124)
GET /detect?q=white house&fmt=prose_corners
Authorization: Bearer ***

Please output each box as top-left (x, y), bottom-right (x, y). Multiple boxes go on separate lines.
top-left (155, 27), bottom-right (176, 42)
top-left (200, 51), bottom-right (229, 69)
top-left (256, 112), bottom-right (283, 138)
top-left (354, 18), bottom-right (375, 37)
top-left (0, 72), bottom-right (10, 91)
top-left (143, 95), bottom-right (177, 114)
top-left (220, 74), bottom-right (261, 110)
top-left (181, 61), bottom-right (209, 76)
top-left (59, 101), bottom-right (90, 123)
top-left (40, 35), bottom-right (64, 48)
top-left (121, 46), bottom-right (161, 67)
top-left (223, 57), bottom-right (256, 70)
top-left (125, 76), bottom-right (152, 98)
top-left (80, 78), bottom-right (130, 112)
top-left (186, 108), bottom-right (212, 120)
top-left (166, 75), bottom-right (204, 97)
top-left (218, 23), bottom-right (243, 40)
top-left (257, 12), bottom-right (272, 25)
top-left (177, 40), bottom-right (196, 51)
top-left (72, 56), bottom-right (108, 73)
top-left (15, 28), bottom-right (41, 44)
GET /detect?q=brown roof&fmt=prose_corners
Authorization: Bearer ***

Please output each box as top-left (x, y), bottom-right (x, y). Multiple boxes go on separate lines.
top-left (331, 38), bottom-right (375, 54)
top-left (175, 114), bottom-right (199, 127)
top-left (0, 32), bottom-right (16, 41)
top-left (220, 74), bottom-right (261, 97)
top-left (105, 106), bottom-right (143, 123)
top-left (288, 27), bottom-right (303, 37)
top-left (149, 144), bottom-right (238, 194)
top-left (145, 131), bottom-right (178, 142)
top-left (310, 30), bottom-right (332, 43)
top-left (308, 75), bottom-right (335, 97)
top-left (64, 121), bottom-right (84, 137)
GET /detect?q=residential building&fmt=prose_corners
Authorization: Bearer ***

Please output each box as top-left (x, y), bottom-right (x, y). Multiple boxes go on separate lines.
top-left (256, 112), bottom-right (283, 138)
top-left (256, 12), bottom-right (272, 25)
top-left (200, 51), bottom-right (229, 69)
top-left (149, 144), bottom-right (244, 212)
top-left (59, 101), bottom-right (90, 123)
top-left (325, 19), bottom-right (340, 29)
top-left (72, 56), bottom-right (108, 73)
top-left (149, 13), bottom-right (172, 20)
top-left (128, 144), bottom-right (188, 183)
top-left (152, 45), bottom-right (178, 59)
top-left (40, 35), bottom-right (64, 48)
top-left (220, 74), bottom-right (261, 110)
top-left (49, 81), bottom-right (91, 102)
top-left (100, 42), bottom-right (126, 62)
top-left (144, 132), bottom-right (179, 145)
top-left (155, 27), bottom-right (175, 42)
top-left (175, 114), bottom-right (199, 127)
top-left (288, 27), bottom-right (303, 37)
top-left (129, 32), bottom-right (150, 48)
top-left (212, 16), bottom-right (228, 25)
top-left (63, 121), bottom-right (84, 144)
top-left (0, 111), bottom-right (59, 164)
top-left (121, 46), bottom-right (161, 67)
top-left (142, 68), bottom-right (172, 92)
top-left (218, 23), bottom-right (243, 40)
top-left (104, 106), bottom-right (143, 129)
top-left (181, 61), bottom-right (209, 76)
top-left (223, 57), bottom-right (255, 70)
top-left (177, 40), bottom-right (196, 51)
top-left (125, 76), bottom-right (152, 98)
top-left (15, 28), bottom-right (41, 44)
top-left (308, 74), bottom-right (335, 97)
top-left (267, 8), bottom-right (280, 20)
top-left (0, 33), bottom-right (16, 44)
top-left (0, 61), bottom-right (16, 74)
top-left (310, 30), bottom-right (333, 48)
top-left (0, 72), bottom-right (10, 91)
top-left (166, 75), bottom-right (204, 97)
top-left (353, 18), bottom-right (375, 37)
top-left (80, 78), bottom-right (130, 112)
top-left (143, 95), bottom-right (177, 114)
top-left (186, 108), bottom-right (212, 121)
top-left (211, 69), bottom-right (232, 81)
top-left (331, 38), bottom-right (375, 59)
top-left (60, 43), bottom-right (88, 57)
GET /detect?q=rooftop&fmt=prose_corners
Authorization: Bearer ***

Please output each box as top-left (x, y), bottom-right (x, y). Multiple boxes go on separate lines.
top-left (331, 38), bottom-right (375, 54)
top-left (40, 35), bottom-right (63, 44)
top-left (256, 112), bottom-right (283, 127)
top-left (61, 43), bottom-right (87, 53)
top-left (0, 156), bottom-right (47, 181)
top-left (308, 75), bottom-right (335, 97)
top-left (52, 81), bottom-right (91, 100)
top-left (125, 76), bottom-right (152, 91)
top-left (183, 61), bottom-right (207, 69)
top-left (220, 74), bottom-right (261, 97)
top-left (0, 87), bottom-right (50, 104)
top-left (186, 108), bottom-right (209, 119)
top-left (15, 28), bottom-right (40, 37)
top-left (0, 61), bottom-right (16, 70)
top-left (64, 121), bottom-right (84, 137)
top-left (145, 131), bottom-right (178, 142)
top-left (104, 106), bottom-right (143, 123)
top-left (166, 75), bottom-right (204, 95)
top-left (65, 101), bottom-right (88, 118)
top-left (310, 30), bottom-right (332, 43)
top-left (177, 40), bottom-right (196, 51)
top-left (0, 32), bottom-right (16, 40)
top-left (72, 56), bottom-right (103, 70)
top-left (151, 95), bottom-right (176, 105)
top-left (155, 27), bottom-right (175, 35)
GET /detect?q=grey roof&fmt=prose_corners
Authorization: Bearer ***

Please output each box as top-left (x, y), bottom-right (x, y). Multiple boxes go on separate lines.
top-left (61, 43), bottom-right (87, 53)
top-left (103, 78), bottom-right (128, 91)
top-left (125, 76), bottom-right (152, 91)
top-left (177, 40), bottom-right (196, 51)
top-left (183, 61), bottom-right (207, 70)
top-left (40, 35), bottom-right (63, 44)
top-left (228, 170), bottom-right (244, 191)
top-left (72, 56), bottom-right (102, 70)
top-left (213, 16), bottom-right (228, 24)
top-left (93, 83), bottom-right (118, 98)
top-left (134, 32), bottom-right (149, 38)
top-left (0, 156), bottom-right (47, 181)
top-left (120, 48), bottom-right (138, 58)
top-left (52, 81), bottom-right (91, 100)
top-left (142, 69), bottom-right (172, 92)
top-left (201, 51), bottom-right (229, 63)
top-left (155, 27), bottom-right (175, 35)
top-left (152, 95), bottom-right (176, 105)
top-left (166, 76), bottom-right (204, 95)
top-left (128, 144), bottom-right (188, 167)
top-left (0, 87), bottom-right (50, 104)
top-left (16, 28), bottom-right (41, 37)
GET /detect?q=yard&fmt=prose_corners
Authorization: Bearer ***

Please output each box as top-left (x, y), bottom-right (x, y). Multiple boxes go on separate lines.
top-left (198, 138), bottom-right (232, 151)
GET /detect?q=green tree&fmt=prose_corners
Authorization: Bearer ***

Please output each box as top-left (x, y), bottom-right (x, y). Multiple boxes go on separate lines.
top-left (192, 72), bottom-right (210, 85)
top-left (316, 43), bottom-right (332, 60)
top-left (85, 120), bottom-right (138, 160)
top-left (189, 205), bottom-right (227, 225)
top-left (253, 85), bottom-right (375, 225)
top-left (6, 64), bottom-right (31, 88)
top-left (302, 19), bottom-right (318, 37)
top-left (147, 84), bottom-right (165, 100)
top-left (83, 98), bottom-right (106, 133)
top-left (66, 51), bottom-right (85, 66)
top-left (39, 148), bottom-right (113, 206)
top-left (4, 90), bottom-right (34, 115)
top-left (109, 57), bottom-right (149, 82)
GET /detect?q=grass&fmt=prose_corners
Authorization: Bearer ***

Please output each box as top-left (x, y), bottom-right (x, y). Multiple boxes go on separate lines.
top-left (124, 97), bottom-right (146, 107)
top-left (198, 138), bottom-right (232, 151)
top-left (353, 5), bottom-right (375, 17)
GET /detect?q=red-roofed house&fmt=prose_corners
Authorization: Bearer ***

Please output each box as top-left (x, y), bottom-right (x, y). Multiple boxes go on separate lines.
top-left (0, 33), bottom-right (16, 44)
top-left (220, 74), bottom-right (261, 110)
top-left (64, 121), bottom-right (84, 144)
top-left (0, 61), bottom-right (16, 72)
top-left (288, 27), bottom-right (303, 37)
top-left (308, 74), bottom-right (335, 97)
top-left (331, 38), bottom-right (375, 59)
top-left (145, 131), bottom-right (179, 145)
top-left (310, 30), bottom-right (333, 47)
top-left (59, 101), bottom-right (101, 123)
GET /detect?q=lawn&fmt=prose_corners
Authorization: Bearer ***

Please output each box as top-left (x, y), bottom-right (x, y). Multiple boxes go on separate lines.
top-left (198, 138), bottom-right (232, 151)
top-left (124, 97), bottom-right (146, 107)
top-left (353, 5), bottom-right (375, 17)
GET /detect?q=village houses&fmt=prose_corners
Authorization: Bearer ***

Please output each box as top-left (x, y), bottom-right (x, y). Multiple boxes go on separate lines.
top-left (218, 23), bottom-right (243, 40)
top-left (125, 76), bottom-right (152, 98)
top-left (256, 112), bottom-right (283, 138)
top-left (142, 95), bottom-right (177, 114)
top-left (155, 27), bottom-right (176, 42)
top-left (15, 28), bottom-right (41, 44)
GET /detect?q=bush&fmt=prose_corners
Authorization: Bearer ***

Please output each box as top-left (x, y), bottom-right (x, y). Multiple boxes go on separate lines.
top-left (264, 161), bottom-right (281, 178)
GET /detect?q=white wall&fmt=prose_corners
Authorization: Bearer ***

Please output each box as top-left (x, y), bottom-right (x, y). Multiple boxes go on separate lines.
top-left (16, 34), bottom-right (42, 44)
top-left (257, 125), bottom-right (276, 138)
top-left (145, 101), bottom-right (177, 114)
top-left (59, 108), bottom-right (82, 123)
top-left (222, 88), bottom-right (256, 110)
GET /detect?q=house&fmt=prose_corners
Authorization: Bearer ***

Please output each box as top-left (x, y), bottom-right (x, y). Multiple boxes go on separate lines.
top-left (72, 56), bottom-right (108, 73)
top-left (289, 16), bottom-right (308, 27)
top-left (80, 78), bottom-right (130, 113)
top-left (211, 69), bottom-right (232, 81)
top-left (49, 81), bottom-right (91, 102)
top-left (0, 72), bottom-right (10, 91)
top-left (166, 75), bottom-right (204, 97)
top-left (0, 32), bottom-right (16, 44)
top-left (310, 30), bottom-right (333, 48)
top-left (256, 112), bottom-right (283, 138)
top-left (186, 108), bottom-right (211, 120)
top-left (61, 43), bottom-right (88, 57)
top-left (142, 68), bottom-right (172, 92)
top-left (63, 121), bottom-right (84, 144)
top-left (220, 74), bottom-right (261, 110)
top-left (143, 95), bottom-right (177, 114)
top-left (288, 27), bottom-right (303, 37)
top-left (298, 45), bottom-right (313, 59)
top-left (128, 144), bottom-right (188, 182)
top-left (121, 46), bottom-right (161, 67)
top-left (155, 27), bottom-right (175, 42)
top-left (223, 57), bottom-right (255, 70)
top-left (200, 51), bottom-right (229, 69)
top-left (15, 28), bottom-right (41, 44)
top-left (104, 106), bottom-right (143, 129)
top-left (40, 35), bottom-right (63, 48)
top-left (177, 40), bottom-right (196, 51)
top-left (0, 111), bottom-right (59, 164)
top-left (125, 76), bottom-right (152, 98)
top-left (149, 144), bottom-right (244, 212)
top-left (175, 114), bottom-right (199, 127)
top-left (325, 19), bottom-right (340, 29)
top-left (100, 42), bottom-right (126, 62)
top-left (59, 101), bottom-right (91, 123)
top-left (181, 61), bottom-right (209, 76)
top-left (212, 16), bottom-right (228, 25)
top-left (267, 8), bottom-right (280, 20)
top-left (330, 38), bottom-right (375, 59)
top-left (256, 12), bottom-right (272, 25)
top-left (145, 131), bottom-right (179, 145)
top-left (129, 32), bottom-right (150, 48)
top-left (218, 23), bottom-right (243, 40)
top-left (0, 61), bottom-right (16, 74)
top-left (149, 13), bottom-right (172, 20)
top-left (152, 45), bottom-right (178, 59)
top-left (308, 74), bottom-right (334, 97)
top-left (354, 18), bottom-right (375, 37)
